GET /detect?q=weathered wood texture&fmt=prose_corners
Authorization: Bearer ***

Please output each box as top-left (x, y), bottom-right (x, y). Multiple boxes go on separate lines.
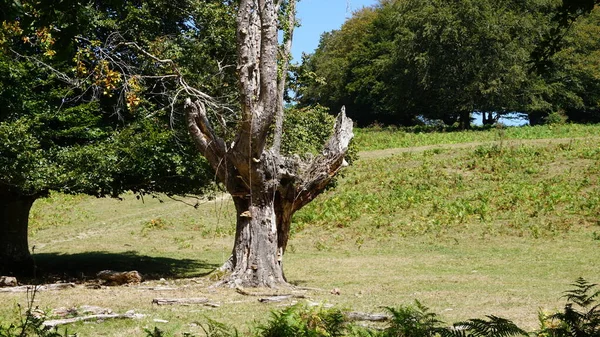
top-left (0, 283), bottom-right (75, 293)
top-left (0, 276), bottom-right (17, 287)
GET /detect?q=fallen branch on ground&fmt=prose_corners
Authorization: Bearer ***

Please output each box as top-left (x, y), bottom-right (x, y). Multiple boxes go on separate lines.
top-left (152, 298), bottom-right (219, 307)
top-left (137, 286), bottom-right (178, 291)
top-left (235, 287), bottom-right (306, 297)
top-left (345, 312), bottom-right (390, 322)
top-left (43, 311), bottom-right (145, 327)
top-left (258, 294), bottom-right (307, 303)
top-left (0, 283), bottom-right (76, 293)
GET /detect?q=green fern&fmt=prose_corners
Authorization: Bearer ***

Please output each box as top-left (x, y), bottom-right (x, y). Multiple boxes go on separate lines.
top-left (256, 304), bottom-right (346, 337)
top-left (444, 316), bottom-right (528, 337)
top-left (563, 278), bottom-right (600, 308)
top-left (537, 277), bottom-right (600, 337)
top-left (382, 300), bottom-right (449, 337)
top-left (199, 318), bottom-right (239, 337)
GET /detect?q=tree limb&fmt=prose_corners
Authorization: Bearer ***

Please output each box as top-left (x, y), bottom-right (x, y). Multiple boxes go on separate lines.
top-left (293, 107), bottom-right (354, 210)
top-left (185, 98), bottom-right (228, 182)
top-left (272, 0), bottom-right (297, 155)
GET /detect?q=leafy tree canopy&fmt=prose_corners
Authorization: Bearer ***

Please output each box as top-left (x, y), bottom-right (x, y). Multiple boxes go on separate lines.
top-left (296, 0), bottom-right (600, 127)
top-left (0, 0), bottom-right (238, 275)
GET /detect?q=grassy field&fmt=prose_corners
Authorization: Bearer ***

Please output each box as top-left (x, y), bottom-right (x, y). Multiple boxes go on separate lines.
top-left (2, 124), bottom-right (600, 336)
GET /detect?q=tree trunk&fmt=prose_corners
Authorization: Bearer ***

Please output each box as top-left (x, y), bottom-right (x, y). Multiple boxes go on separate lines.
top-left (228, 195), bottom-right (287, 287)
top-left (459, 111), bottom-right (471, 129)
top-left (0, 191), bottom-right (37, 277)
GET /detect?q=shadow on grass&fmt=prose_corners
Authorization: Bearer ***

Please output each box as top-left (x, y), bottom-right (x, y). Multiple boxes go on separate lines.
top-left (31, 251), bottom-right (218, 282)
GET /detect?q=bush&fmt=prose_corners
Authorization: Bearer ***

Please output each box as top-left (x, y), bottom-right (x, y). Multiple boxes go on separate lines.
top-left (255, 304), bottom-right (346, 337)
top-left (544, 111), bottom-right (568, 125)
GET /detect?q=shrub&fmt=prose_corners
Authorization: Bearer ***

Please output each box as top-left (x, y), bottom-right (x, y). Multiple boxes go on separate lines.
top-left (255, 304), bottom-right (346, 337)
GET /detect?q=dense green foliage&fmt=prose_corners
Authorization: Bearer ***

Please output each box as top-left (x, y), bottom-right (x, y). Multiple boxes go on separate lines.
top-left (0, 0), bottom-right (238, 275)
top-left (0, 0), bottom-right (239, 199)
top-left (295, 0), bottom-right (600, 127)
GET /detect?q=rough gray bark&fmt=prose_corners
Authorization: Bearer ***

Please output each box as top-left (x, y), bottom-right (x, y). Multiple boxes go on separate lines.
top-left (0, 190), bottom-right (38, 277)
top-left (186, 0), bottom-right (354, 288)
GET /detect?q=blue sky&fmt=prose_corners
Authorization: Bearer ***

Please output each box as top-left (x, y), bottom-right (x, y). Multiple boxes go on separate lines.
top-left (292, 0), bottom-right (378, 62)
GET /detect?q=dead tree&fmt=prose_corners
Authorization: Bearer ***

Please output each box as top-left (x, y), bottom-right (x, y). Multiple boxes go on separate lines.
top-left (185, 0), bottom-right (353, 287)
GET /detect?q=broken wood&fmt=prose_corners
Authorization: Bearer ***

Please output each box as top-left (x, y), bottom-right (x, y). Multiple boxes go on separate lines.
top-left (0, 276), bottom-right (17, 287)
top-left (53, 305), bottom-right (112, 318)
top-left (235, 287), bottom-right (303, 297)
top-left (293, 286), bottom-right (326, 292)
top-left (0, 283), bottom-right (76, 293)
top-left (258, 295), bottom-right (294, 303)
top-left (137, 286), bottom-right (178, 291)
top-left (97, 270), bottom-right (142, 285)
top-left (47, 283), bottom-right (76, 290)
top-left (258, 294), bottom-right (307, 303)
top-left (152, 297), bottom-right (219, 307)
top-left (345, 312), bottom-right (390, 322)
top-left (43, 311), bottom-right (145, 327)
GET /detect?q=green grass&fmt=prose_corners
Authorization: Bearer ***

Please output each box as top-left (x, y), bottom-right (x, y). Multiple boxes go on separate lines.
top-left (295, 138), bottom-right (600, 240)
top-left (354, 123), bottom-right (600, 151)
top-left (2, 124), bottom-right (600, 336)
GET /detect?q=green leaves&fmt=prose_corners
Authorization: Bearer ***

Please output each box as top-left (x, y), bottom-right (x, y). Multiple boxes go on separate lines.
top-left (256, 304), bottom-right (346, 337)
top-left (297, 0), bottom-right (600, 127)
top-left (0, 0), bottom-right (239, 199)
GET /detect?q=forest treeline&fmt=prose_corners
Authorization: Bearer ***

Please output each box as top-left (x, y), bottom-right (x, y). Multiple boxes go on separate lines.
top-left (292, 0), bottom-right (600, 127)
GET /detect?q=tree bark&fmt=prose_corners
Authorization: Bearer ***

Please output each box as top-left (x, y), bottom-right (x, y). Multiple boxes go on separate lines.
top-left (459, 111), bottom-right (471, 129)
top-left (228, 195), bottom-right (286, 287)
top-left (0, 189), bottom-right (38, 277)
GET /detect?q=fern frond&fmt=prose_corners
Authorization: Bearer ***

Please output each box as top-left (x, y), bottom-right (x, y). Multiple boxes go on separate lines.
top-left (451, 315), bottom-right (527, 337)
top-left (563, 277), bottom-right (598, 308)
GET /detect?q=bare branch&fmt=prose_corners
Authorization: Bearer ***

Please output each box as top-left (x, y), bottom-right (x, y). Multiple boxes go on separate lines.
top-left (9, 49), bottom-right (80, 86)
top-left (185, 98), bottom-right (228, 182)
top-left (272, 0), bottom-right (297, 155)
